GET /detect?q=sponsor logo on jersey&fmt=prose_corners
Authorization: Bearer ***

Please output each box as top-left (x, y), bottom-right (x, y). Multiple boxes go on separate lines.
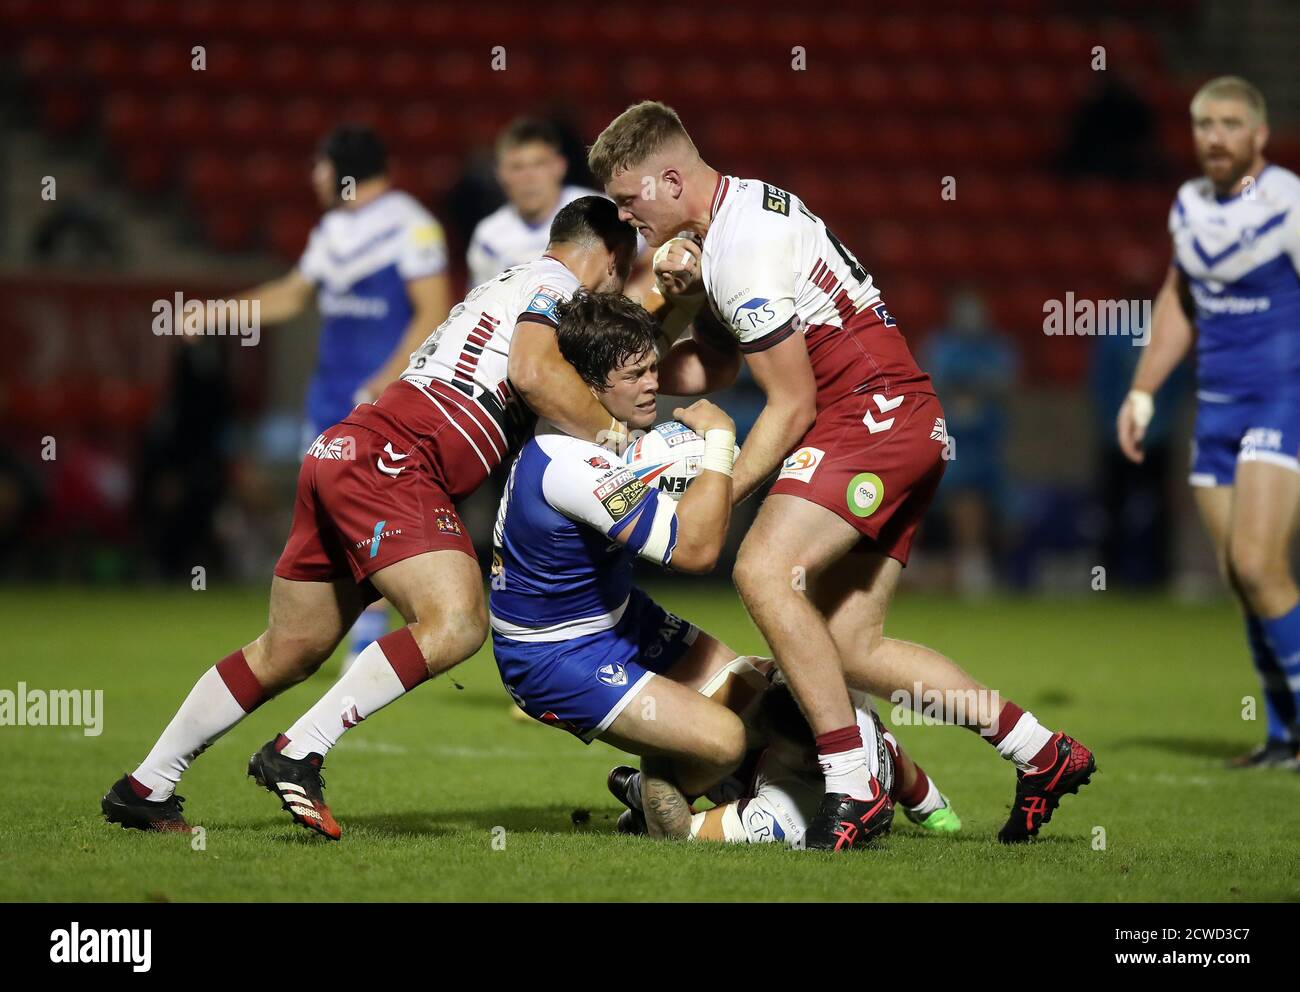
top-left (761, 183), bottom-right (791, 216)
top-left (846, 472), bottom-right (885, 518)
top-left (524, 286), bottom-right (563, 322)
top-left (357, 519), bottom-right (404, 558)
top-left (306, 433), bottom-right (357, 461)
top-left (586, 455), bottom-right (611, 470)
top-left (377, 442), bottom-right (410, 476)
top-left (732, 297), bottom-right (779, 331)
top-left (593, 468), bottom-right (637, 500)
top-left (597, 662), bottom-right (628, 687)
top-left (777, 446), bottom-right (825, 483)
top-left (599, 477), bottom-right (649, 520)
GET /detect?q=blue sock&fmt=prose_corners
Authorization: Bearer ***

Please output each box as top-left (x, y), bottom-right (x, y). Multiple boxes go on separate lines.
top-left (1246, 615), bottom-right (1294, 741)
top-left (348, 606), bottom-right (390, 659)
top-left (1257, 603), bottom-right (1300, 740)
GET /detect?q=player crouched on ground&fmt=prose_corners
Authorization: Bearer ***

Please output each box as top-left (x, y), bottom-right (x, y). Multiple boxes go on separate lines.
top-left (488, 290), bottom-right (756, 839)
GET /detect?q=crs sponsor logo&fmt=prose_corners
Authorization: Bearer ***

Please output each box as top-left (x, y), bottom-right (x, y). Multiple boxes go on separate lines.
top-left (597, 662), bottom-right (628, 687)
top-left (732, 296), bottom-right (778, 331)
top-left (777, 446), bottom-right (824, 483)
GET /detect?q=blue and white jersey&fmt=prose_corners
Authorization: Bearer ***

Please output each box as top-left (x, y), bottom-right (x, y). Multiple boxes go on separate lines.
top-left (467, 186), bottom-right (598, 290)
top-left (298, 189), bottom-right (448, 432)
top-left (489, 430), bottom-right (679, 642)
top-left (1170, 164), bottom-right (1300, 401)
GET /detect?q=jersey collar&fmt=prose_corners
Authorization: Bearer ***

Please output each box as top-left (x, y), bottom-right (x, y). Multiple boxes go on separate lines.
top-left (710, 174), bottom-right (731, 220)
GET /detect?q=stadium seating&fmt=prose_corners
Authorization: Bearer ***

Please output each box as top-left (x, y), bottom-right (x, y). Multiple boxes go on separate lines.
top-left (0, 0), bottom-right (1245, 381)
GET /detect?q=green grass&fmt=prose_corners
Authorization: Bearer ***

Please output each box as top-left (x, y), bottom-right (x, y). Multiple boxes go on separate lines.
top-left (1, 583), bottom-right (1297, 902)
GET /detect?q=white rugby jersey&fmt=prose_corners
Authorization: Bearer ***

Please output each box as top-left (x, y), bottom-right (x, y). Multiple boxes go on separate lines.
top-left (701, 176), bottom-right (930, 403)
top-left (400, 255), bottom-right (580, 469)
top-left (466, 185), bottom-right (600, 288)
top-left (296, 189), bottom-right (448, 430)
top-left (1169, 164), bottom-right (1300, 400)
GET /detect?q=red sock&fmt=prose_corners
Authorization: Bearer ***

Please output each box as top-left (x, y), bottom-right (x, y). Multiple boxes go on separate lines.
top-left (896, 764), bottom-right (931, 808)
top-left (216, 649), bottom-right (267, 713)
top-left (985, 700), bottom-right (1025, 746)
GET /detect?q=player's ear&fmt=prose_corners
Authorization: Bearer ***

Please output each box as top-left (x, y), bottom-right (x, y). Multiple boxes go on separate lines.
top-left (662, 168), bottom-right (684, 200)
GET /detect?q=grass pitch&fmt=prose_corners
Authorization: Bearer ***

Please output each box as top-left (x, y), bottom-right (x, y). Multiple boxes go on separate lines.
top-left (1, 581), bottom-right (1296, 902)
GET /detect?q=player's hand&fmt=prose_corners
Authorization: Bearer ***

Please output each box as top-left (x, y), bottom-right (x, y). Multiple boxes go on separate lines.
top-left (1116, 390), bottom-right (1152, 464)
top-left (654, 236), bottom-right (704, 300)
top-left (673, 399), bottom-right (734, 436)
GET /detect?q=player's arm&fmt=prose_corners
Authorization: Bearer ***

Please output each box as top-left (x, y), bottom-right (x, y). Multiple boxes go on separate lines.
top-left (509, 319), bottom-right (625, 446)
top-left (228, 269), bottom-right (314, 324)
top-left (657, 313), bottom-right (743, 397)
top-left (731, 331), bottom-right (818, 503)
top-left (356, 273), bottom-right (452, 401)
top-left (1117, 263), bottom-right (1194, 463)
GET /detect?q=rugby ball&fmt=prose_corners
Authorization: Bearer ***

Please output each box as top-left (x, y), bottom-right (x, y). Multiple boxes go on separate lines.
top-left (624, 421), bottom-right (705, 500)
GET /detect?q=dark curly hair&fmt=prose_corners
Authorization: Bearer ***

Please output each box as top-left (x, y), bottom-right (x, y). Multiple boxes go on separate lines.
top-left (555, 290), bottom-right (658, 391)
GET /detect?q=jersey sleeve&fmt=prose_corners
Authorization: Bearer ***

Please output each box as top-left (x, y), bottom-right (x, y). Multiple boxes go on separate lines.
top-left (708, 210), bottom-right (799, 354)
top-left (516, 268), bottom-right (580, 328)
top-left (297, 225), bottom-right (327, 284)
top-left (539, 442), bottom-right (678, 564)
top-left (397, 209), bottom-right (448, 280)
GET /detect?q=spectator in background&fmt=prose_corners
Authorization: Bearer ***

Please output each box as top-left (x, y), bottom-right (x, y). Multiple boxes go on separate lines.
top-left (922, 288), bottom-right (1019, 595)
top-left (1059, 76), bottom-right (1167, 182)
top-left (217, 124), bottom-right (453, 670)
top-left (1091, 286), bottom-right (1188, 587)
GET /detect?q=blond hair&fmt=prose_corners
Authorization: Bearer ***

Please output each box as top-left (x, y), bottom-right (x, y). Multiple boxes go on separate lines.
top-left (588, 101), bottom-right (698, 185)
top-left (1191, 76), bottom-right (1267, 126)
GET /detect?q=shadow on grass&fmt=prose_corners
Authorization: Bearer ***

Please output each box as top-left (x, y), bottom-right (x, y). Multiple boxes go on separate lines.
top-left (306, 803), bottom-right (625, 840)
top-left (1112, 735), bottom-right (1251, 761)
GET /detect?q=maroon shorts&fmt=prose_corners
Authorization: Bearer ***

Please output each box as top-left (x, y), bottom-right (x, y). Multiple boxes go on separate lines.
top-left (767, 390), bottom-right (947, 564)
top-left (273, 420), bottom-right (477, 591)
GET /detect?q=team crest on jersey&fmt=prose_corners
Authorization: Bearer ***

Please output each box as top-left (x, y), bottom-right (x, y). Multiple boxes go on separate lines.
top-left (432, 507), bottom-right (462, 534)
top-left (777, 446), bottom-right (825, 483)
top-left (761, 183), bottom-right (791, 216)
top-left (597, 662), bottom-right (628, 687)
top-left (586, 455), bottom-right (611, 470)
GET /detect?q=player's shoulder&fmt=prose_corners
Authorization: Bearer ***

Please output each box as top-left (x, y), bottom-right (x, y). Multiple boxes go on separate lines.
top-left (534, 431), bottom-right (620, 474)
top-left (1258, 164), bottom-right (1300, 202)
top-left (470, 201), bottom-right (520, 245)
top-left (382, 189), bottom-right (436, 222)
top-left (534, 432), bottom-right (639, 513)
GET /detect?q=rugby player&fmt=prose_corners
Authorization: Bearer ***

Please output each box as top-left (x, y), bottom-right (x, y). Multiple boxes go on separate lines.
top-left (489, 289), bottom-right (769, 838)
top-left (1117, 77), bottom-right (1300, 767)
top-left (610, 684), bottom-right (960, 846)
top-left (101, 197), bottom-right (638, 838)
top-left (223, 125), bottom-right (453, 667)
top-left (590, 101), bottom-right (1096, 848)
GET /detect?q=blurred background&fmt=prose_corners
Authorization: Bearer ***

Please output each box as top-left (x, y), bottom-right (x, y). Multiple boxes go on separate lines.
top-left (2, 0), bottom-right (1298, 598)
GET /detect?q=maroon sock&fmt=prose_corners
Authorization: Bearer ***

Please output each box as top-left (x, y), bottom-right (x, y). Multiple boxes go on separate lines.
top-left (377, 628), bottom-right (431, 690)
top-left (216, 649), bottom-right (266, 713)
top-left (984, 700), bottom-right (1025, 746)
top-left (815, 724), bottom-right (864, 755)
top-left (896, 764), bottom-right (932, 808)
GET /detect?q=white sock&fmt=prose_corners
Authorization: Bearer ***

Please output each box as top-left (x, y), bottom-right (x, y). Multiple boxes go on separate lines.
top-left (819, 746), bottom-right (877, 800)
top-left (905, 776), bottom-right (945, 817)
top-left (995, 710), bottom-right (1055, 772)
top-left (280, 635), bottom-right (422, 760)
top-left (131, 666), bottom-right (249, 801)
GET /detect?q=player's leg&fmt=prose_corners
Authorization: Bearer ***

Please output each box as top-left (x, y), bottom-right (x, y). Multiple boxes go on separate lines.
top-left (1225, 460), bottom-right (1300, 757)
top-left (811, 544), bottom-right (1094, 841)
top-left (102, 575), bottom-right (362, 831)
top-left (1194, 484), bottom-right (1294, 764)
top-left (341, 600), bottom-right (392, 676)
top-left (599, 673), bottom-right (748, 839)
top-left (250, 549), bottom-right (487, 838)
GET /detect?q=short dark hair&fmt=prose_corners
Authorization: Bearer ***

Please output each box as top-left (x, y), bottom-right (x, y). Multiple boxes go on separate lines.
top-left (318, 124), bottom-right (387, 184)
top-left (548, 195), bottom-right (637, 259)
top-left (555, 291), bottom-right (658, 390)
top-left (758, 682), bottom-right (813, 746)
top-left (497, 117), bottom-right (562, 156)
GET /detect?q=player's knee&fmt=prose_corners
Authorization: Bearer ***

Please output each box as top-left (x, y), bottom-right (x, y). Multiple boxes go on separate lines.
top-left (701, 708), bottom-right (747, 772)
top-left (257, 628), bottom-right (333, 683)
top-left (409, 594), bottom-right (487, 669)
top-left (1227, 538), bottom-right (1286, 603)
top-left (733, 544), bottom-right (788, 603)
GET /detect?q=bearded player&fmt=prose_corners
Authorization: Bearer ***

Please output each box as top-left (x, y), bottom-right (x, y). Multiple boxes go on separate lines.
top-left (102, 197), bottom-right (638, 837)
top-left (590, 102), bottom-right (1095, 849)
top-left (1117, 77), bottom-right (1300, 767)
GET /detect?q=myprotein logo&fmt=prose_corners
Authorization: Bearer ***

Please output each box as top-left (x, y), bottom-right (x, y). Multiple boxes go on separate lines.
top-left (356, 519), bottom-right (402, 559)
top-left (50, 923), bottom-right (151, 972)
